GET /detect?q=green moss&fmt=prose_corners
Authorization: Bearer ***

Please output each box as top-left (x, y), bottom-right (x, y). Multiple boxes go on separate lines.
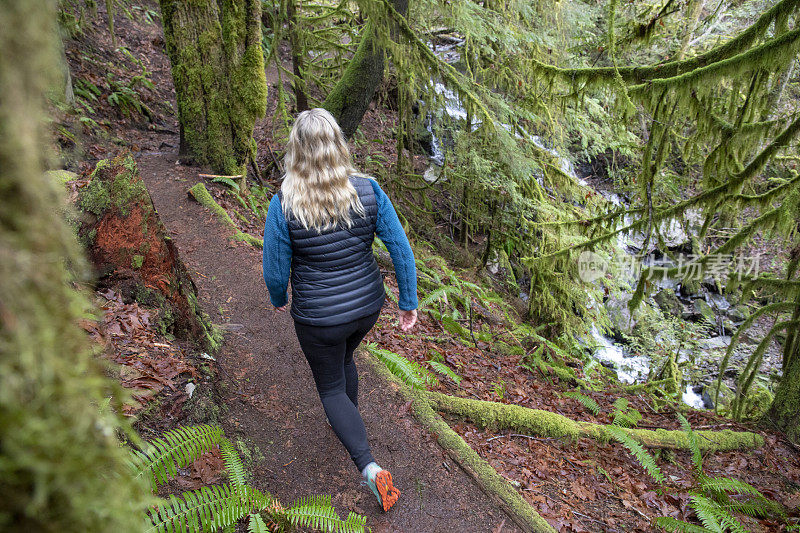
top-left (617, 427), bottom-right (764, 452)
top-left (131, 254), bottom-right (144, 269)
top-left (188, 183), bottom-right (263, 248)
top-left (737, 385), bottom-right (774, 420)
top-left (427, 391), bottom-right (582, 440)
top-left (132, 286), bottom-right (176, 335)
top-left (79, 154), bottom-right (148, 217)
top-left (46, 169), bottom-right (78, 183)
top-left (426, 390), bottom-right (764, 452)
top-left (183, 375), bottom-right (223, 425)
top-left (160, 0), bottom-right (266, 178)
top-left (80, 227), bottom-right (98, 248)
top-left (232, 231), bottom-right (263, 248)
top-left (187, 291), bottom-right (223, 354)
top-left (494, 341), bottom-right (525, 356)
top-left (188, 182), bottom-right (235, 227)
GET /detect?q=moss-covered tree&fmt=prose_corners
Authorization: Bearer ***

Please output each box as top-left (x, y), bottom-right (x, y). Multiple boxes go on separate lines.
top-left (770, 342), bottom-right (800, 441)
top-left (158, 0), bottom-right (268, 186)
top-left (322, 0), bottom-right (409, 138)
top-left (0, 0), bottom-right (150, 530)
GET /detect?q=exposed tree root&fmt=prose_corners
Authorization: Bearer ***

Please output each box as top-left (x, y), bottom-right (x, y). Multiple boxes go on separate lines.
top-left (187, 183), bottom-right (263, 248)
top-left (425, 392), bottom-right (765, 452)
top-left (362, 353), bottom-right (556, 533)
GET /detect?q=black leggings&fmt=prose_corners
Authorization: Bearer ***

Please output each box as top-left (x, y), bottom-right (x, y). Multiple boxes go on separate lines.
top-left (294, 311), bottom-right (380, 472)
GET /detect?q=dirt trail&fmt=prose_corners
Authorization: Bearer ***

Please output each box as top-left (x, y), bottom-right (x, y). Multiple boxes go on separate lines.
top-left (136, 151), bottom-right (519, 533)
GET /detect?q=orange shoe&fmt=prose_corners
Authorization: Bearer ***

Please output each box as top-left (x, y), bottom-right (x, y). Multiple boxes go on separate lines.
top-left (374, 469), bottom-right (401, 512)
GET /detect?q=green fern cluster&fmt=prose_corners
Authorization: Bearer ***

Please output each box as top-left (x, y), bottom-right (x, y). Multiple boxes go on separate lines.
top-left (610, 414), bottom-right (788, 532)
top-left (131, 425), bottom-right (367, 533)
top-left (562, 391), bottom-right (600, 415)
top-left (412, 251), bottom-right (514, 345)
top-left (521, 343), bottom-right (581, 386)
top-left (611, 398), bottom-right (642, 428)
top-left (364, 341), bottom-right (437, 389)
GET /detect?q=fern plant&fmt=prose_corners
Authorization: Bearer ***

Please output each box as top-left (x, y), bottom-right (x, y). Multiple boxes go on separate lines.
top-left (611, 398), bottom-right (642, 428)
top-left (131, 425), bottom-right (367, 533)
top-left (610, 414), bottom-right (788, 532)
top-left (606, 425), bottom-right (665, 484)
top-left (364, 341), bottom-right (437, 389)
top-left (563, 391), bottom-right (600, 415)
top-left (428, 360), bottom-right (462, 385)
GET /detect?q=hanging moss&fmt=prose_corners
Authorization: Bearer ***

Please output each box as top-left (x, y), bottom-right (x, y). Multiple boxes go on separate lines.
top-left (361, 0), bottom-right (800, 422)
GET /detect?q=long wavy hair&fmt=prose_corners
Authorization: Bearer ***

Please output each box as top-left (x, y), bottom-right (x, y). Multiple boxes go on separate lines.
top-left (281, 108), bottom-right (365, 231)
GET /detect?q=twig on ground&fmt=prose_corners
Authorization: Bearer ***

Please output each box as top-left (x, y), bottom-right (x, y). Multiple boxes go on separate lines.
top-left (525, 485), bottom-right (619, 531)
top-left (198, 173), bottom-right (244, 179)
top-left (487, 433), bottom-right (561, 444)
top-left (608, 492), bottom-right (651, 521)
top-left (637, 393), bottom-right (659, 414)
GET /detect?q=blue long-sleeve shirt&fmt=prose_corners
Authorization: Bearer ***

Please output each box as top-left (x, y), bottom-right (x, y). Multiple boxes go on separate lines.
top-left (262, 179), bottom-right (418, 311)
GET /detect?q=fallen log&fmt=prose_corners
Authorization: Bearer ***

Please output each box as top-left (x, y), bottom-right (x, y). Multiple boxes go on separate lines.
top-left (425, 391), bottom-right (764, 452)
top-left (187, 182), bottom-right (263, 248)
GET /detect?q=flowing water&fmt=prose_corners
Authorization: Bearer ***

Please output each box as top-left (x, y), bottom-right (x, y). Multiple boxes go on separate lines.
top-left (421, 39), bottom-right (774, 409)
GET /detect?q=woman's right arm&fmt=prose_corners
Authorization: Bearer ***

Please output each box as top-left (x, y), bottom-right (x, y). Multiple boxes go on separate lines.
top-left (262, 195), bottom-right (292, 310)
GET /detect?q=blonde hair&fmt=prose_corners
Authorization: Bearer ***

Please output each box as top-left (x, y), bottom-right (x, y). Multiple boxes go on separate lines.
top-left (281, 108), bottom-right (365, 231)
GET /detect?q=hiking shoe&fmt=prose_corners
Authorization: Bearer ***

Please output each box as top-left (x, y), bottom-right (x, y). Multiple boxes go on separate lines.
top-left (365, 469), bottom-right (400, 512)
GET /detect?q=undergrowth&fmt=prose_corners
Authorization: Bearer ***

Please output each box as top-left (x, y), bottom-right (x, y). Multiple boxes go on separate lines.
top-left (131, 425), bottom-right (367, 533)
top-left (609, 414), bottom-right (791, 532)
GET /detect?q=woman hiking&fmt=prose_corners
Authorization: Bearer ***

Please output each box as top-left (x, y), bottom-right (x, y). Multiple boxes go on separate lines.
top-left (262, 108), bottom-right (418, 512)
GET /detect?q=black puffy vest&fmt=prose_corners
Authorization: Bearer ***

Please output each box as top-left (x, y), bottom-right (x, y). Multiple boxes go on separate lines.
top-left (280, 176), bottom-right (385, 326)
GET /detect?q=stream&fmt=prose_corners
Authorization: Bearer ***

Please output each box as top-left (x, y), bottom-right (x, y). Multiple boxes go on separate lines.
top-left (422, 36), bottom-right (782, 410)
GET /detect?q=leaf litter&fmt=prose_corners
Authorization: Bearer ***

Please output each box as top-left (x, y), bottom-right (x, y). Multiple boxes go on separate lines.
top-left (367, 274), bottom-right (800, 532)
top-left (82, 288), bottom-right (200, 417)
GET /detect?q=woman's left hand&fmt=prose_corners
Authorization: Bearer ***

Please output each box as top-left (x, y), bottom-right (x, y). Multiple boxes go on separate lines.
top-left (399, 309), bottom-right (417, 331)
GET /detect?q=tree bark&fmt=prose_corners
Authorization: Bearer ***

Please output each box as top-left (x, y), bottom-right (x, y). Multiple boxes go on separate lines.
top-left (287, 0), bottom-right (309, 112)
top-left (677, 0), bottom-right (706, 60)
top-left (322, 0), bottom-right (409, 138)
top-left (769, 294), bottom-right (800, 442)
top-left (0, 1), bottom-right (149, 530)
top-left (158, 0), bottom-right (268, 185)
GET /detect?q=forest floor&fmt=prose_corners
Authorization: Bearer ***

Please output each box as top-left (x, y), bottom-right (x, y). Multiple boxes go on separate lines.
top-left (58, 2), bottom-right (800, 532)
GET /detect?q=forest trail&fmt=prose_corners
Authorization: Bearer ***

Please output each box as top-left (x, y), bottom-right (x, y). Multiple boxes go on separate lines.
top-left (136, 151), bottom-right (520, 533)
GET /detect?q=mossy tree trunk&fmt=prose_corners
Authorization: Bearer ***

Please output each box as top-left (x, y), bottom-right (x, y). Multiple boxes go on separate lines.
top-left (0, 1), bottom-right (149, 530)
top-left (158, 0), bottom-right (268, 187)
top-left (286, 0), bottom-right (308, 112)
top-left (322, 0), bottom-right (409, 138)
top-left (769, 299), bottom-right (800, 441)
